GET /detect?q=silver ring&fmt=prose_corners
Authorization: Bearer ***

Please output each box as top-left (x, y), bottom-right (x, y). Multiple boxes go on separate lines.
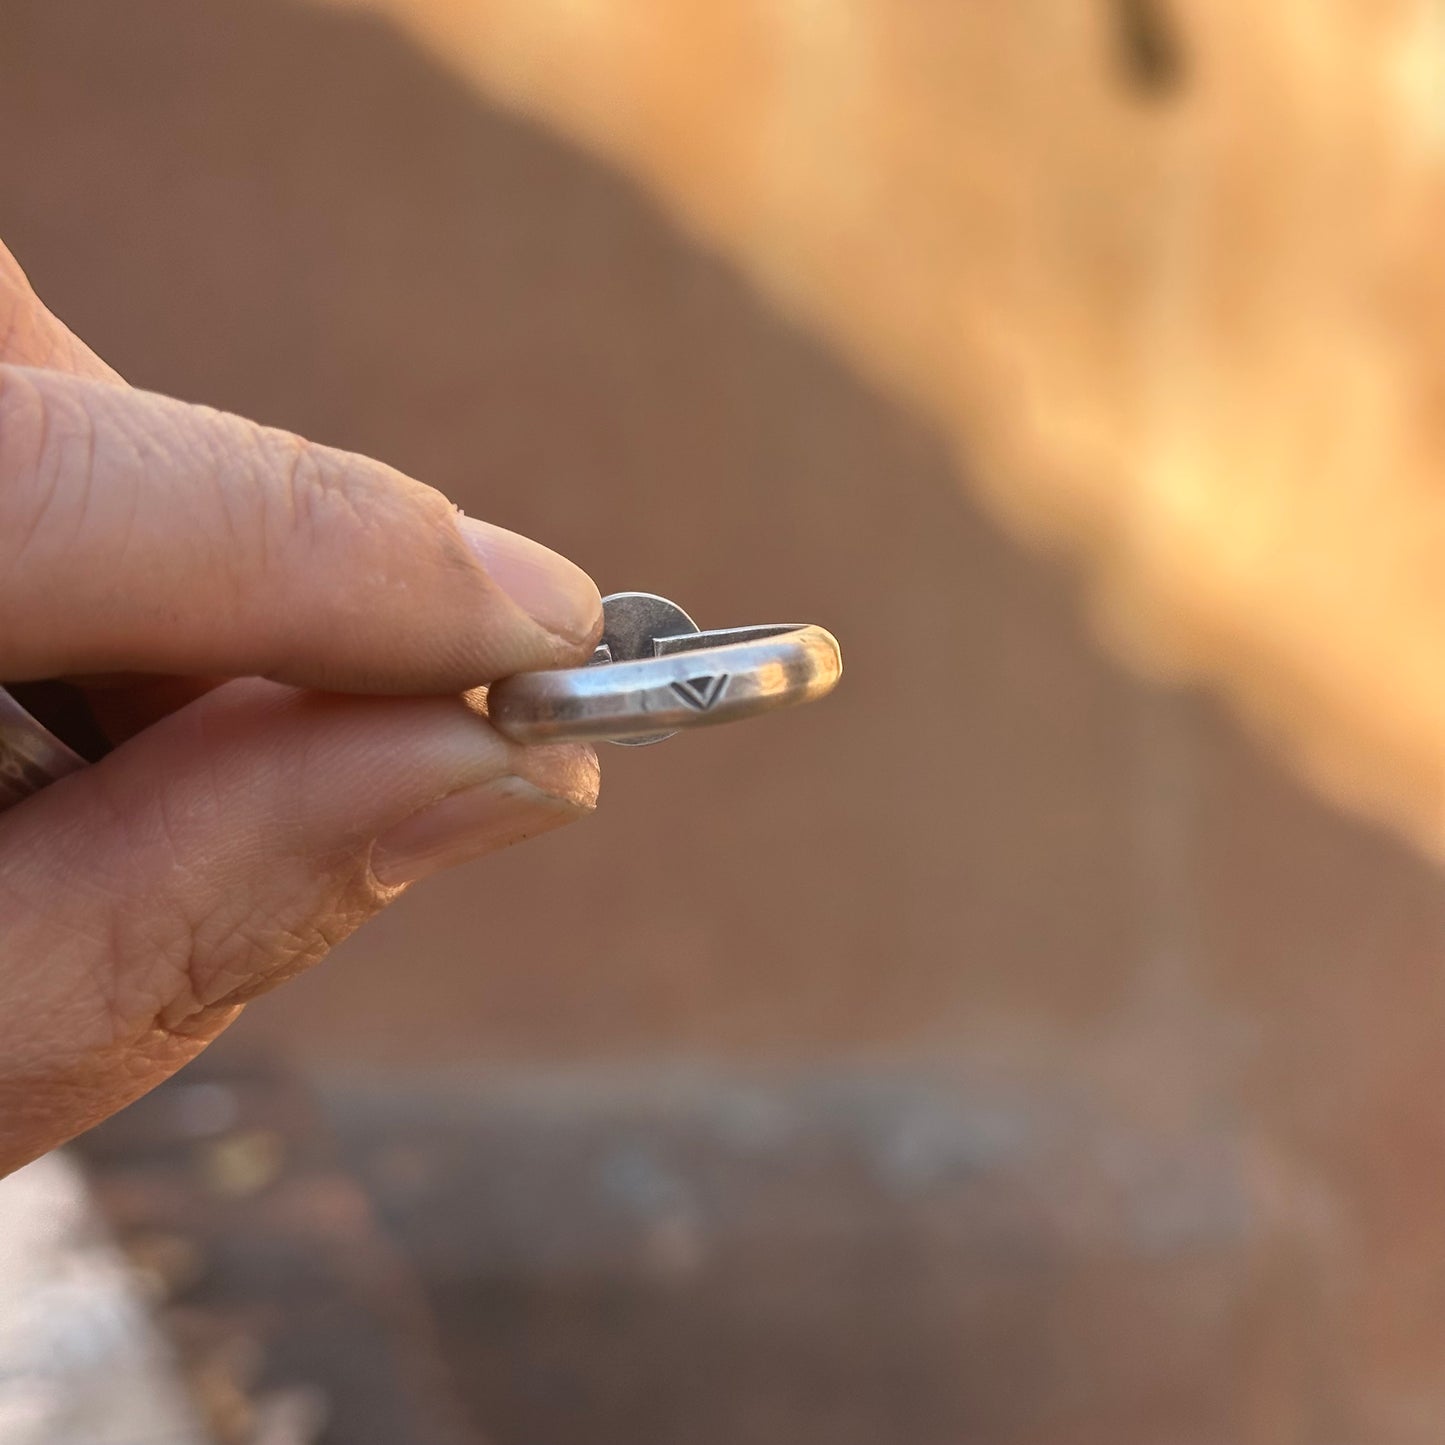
top-left (0, 687), bottom-right (85, 813)
top-left (0, 593), bottom-right (841, 814)
top-left (487, 592), bottom-right (842, 746)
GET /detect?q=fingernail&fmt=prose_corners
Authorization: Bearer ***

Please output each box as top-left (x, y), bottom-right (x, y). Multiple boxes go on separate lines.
top-left (371, 750), bottom-right (599, 887)
top-left (457, 515), bottom-right (601, 644)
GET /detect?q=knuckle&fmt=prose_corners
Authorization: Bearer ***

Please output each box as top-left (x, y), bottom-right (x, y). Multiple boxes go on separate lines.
top-left (258, 430), bottom-right (373, 554)
top-left (0, 365), bottom-right (99, 571)
top-left (0, 363), bottom-right (49, 477)
top-left (256, 427), bottom-right (455, 566)
top-left (30, 760), bottom-right (391, 1056)
top-left (0, 293), bottom-right (24, 364)
top-left (108, 867), bottom-right (385, 1043)
top-left (0, 264), bottom-right (47, 368)
top-left (0, 245), bottom-right (25, 287)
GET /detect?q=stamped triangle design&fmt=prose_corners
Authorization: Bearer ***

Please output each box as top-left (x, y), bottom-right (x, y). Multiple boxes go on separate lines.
top-left (670, 673), bottom-right (729, 711)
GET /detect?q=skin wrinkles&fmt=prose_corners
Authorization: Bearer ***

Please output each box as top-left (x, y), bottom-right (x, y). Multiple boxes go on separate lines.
top-left (0, 242), bottom-right (602, 1175)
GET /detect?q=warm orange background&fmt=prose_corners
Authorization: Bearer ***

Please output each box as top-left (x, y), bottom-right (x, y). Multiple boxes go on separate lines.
top-left (324, 0), bottom-right (1445, 854)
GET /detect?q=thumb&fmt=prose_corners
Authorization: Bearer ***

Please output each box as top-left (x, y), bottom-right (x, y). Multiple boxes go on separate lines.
top-left (0, 679), bottom-right (598, 1174)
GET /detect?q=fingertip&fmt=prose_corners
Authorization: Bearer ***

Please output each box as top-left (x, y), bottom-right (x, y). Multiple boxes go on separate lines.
top-left (510, 739), bottom-right (602, 812)
top-left (369, 767), bottom-right (597, 888)
top-left (457, 515), bottom-right (603, 650)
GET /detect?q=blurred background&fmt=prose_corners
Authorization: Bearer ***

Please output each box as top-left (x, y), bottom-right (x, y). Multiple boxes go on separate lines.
top-left (6, 1), bottom-right (1445, 1442)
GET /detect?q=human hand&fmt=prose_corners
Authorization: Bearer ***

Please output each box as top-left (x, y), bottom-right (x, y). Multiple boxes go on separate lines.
top-left (0, 241), bottom-right (602, 1175)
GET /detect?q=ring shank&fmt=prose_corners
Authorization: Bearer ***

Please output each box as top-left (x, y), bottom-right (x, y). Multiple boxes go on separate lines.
top-left (0, 687), bottom-right (86, 812)
top-left (0, 619), bottom-right (842, 809)
top-left (487, 624), bottom-right (842, 745)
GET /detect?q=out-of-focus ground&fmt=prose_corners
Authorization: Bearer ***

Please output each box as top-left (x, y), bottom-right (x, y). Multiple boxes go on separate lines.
top-left (6, 2), bottom-right (1445, 1442)
top-left (0, 1153), bottom-right (206, 1445)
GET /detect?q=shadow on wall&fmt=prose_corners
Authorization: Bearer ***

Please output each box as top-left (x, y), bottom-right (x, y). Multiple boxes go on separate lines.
top-left (10, 2), bottom-right (1445, 1441)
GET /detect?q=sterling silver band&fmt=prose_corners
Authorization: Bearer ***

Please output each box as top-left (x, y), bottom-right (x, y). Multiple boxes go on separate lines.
top-left (0, 593), bottom-right (841, 814)
top-left (487, 592), bottom-right (843, 746)
top-left (0, 687), bottom-right (85, 813)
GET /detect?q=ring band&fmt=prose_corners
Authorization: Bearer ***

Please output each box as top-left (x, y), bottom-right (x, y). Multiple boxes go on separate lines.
top-left (0, 687), bottom-right (85, 813)
top-left (0, 593), bottom-right (841, 812)
top-left (487, 593), bottom-right (842, 746)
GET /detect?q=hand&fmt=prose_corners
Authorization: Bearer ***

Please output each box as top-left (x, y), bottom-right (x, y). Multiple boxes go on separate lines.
top-left (0, 241), bottom-right (603, 1175)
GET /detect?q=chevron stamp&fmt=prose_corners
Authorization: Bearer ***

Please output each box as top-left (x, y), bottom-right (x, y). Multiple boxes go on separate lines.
top-left (670, 674), bottom-right (729, 711)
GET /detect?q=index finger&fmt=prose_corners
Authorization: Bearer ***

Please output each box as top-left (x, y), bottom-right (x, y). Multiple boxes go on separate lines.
top-left (0, 365), bottom-right (601, 690)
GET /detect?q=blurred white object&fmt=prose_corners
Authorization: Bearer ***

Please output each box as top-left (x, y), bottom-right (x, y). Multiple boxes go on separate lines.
top-left (0, 1153), bottom-right (207, 1445)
